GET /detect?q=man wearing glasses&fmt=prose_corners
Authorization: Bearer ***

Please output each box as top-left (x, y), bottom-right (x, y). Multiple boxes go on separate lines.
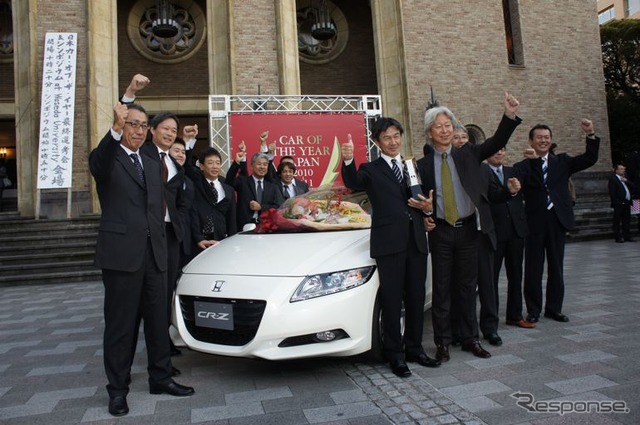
top-left (90, 103), bottom-right (194, 417)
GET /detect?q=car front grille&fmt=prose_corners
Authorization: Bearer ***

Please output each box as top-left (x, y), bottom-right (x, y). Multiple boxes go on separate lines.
top-left (179, 295), bottom-right (266, 346)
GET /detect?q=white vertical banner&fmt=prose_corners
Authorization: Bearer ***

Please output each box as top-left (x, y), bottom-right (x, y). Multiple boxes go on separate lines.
top-left (37, 32), bottom-right (77, 189)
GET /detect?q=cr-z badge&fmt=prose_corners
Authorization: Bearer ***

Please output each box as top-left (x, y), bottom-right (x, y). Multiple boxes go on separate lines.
top-left (211, 280), bottom-right (225, 292)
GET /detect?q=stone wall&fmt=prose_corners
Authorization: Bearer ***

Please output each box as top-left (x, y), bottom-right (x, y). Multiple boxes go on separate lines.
top-left (401, 0), bottom-right (612, 172)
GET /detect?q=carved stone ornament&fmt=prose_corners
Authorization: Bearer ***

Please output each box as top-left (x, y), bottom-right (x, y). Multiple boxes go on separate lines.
top-left (127, 0), bottom-right (206, 64)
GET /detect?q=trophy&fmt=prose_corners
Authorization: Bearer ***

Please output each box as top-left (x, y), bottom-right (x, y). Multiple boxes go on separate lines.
top-left (403, 157), bottom-right (424, 200)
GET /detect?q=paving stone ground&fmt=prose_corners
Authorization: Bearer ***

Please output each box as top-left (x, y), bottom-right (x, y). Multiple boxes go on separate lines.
top-left (1, 239), bottom-right (638, 424)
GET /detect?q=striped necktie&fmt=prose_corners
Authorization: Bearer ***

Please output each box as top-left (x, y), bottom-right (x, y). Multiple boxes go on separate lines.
top-left (130, 153), bottom-right (145, 184)
top-left (542, 157), bottom-right (554, 209)
top-left (391, 159), bottom-right (403, 184)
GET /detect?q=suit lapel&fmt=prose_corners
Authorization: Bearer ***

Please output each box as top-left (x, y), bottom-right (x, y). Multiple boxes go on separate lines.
top-left (198, 175), bottom-right (217, 206)
top-left (117, 148), bottom-right (146, 189)
top-left (373, 157), bottom-right (401, 186)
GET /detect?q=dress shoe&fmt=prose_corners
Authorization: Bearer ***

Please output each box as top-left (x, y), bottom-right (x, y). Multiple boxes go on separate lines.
top-left (435, 344), bottom-right (450, 362)
top-left (461, 341), bottom-right (491, 359)
top-left (172, 365), bottom-right (181, 376)
top-left (625, 238), bottom-right (635, 242)
top-left (108, 395), bottom-right (129, 417)
top-left (506, 319), bottom-right (536, 329)
top-left (615, 238), bottom-right (624, 243)
top-left (149, 380), bottom-right (195, 396)
top-left (406, 351), bottom-right (441, 367)
top-left (389, 359), bottom-right (411, 377)
top-left (544, 311), bottom-right (570, 322)
top-left (483, 333), bottom-right (503, 346)
top-left (526, 314), bottom-right (539, 323)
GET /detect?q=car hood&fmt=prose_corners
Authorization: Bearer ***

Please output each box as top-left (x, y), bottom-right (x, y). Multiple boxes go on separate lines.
top-left (182, 229), bottom-right (372, 277)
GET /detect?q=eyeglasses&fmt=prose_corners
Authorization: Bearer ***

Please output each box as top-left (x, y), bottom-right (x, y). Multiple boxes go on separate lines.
top-left (125, 121), bottom-right (149, 131)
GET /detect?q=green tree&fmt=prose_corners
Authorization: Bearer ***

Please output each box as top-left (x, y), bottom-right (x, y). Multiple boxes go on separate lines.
top-left (600, 19), bottom-right (640, 164)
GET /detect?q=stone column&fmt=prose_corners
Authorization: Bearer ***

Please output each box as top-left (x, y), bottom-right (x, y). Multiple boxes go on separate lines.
top-left (208, 0), bottom-right (233, 95)
top-left (275, 0), bottom-right (301, 95)
top-left (12, 0), bottom-right (38, 217)
top-left (87, 0), bottom-right (119, 213)
top-left (370, 0), bottom-right (412, 146)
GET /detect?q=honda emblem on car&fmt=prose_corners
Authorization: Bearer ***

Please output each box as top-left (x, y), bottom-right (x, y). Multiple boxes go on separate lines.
top-left (211, 280), bottom-right (225, 292)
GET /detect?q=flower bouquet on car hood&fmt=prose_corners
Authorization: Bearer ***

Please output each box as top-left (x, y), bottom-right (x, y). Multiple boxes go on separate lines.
top-left (256, 186), bottom-right (371, 233)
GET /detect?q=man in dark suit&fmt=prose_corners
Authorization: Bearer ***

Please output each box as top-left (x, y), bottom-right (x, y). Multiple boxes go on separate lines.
top-left (141, 112), bottom-right (189, 359)
top-left (417, 93), bottom-right (521, 363)
top-left (341, 117), bottom-right (440, 378)
top-left (277, 161), bottom-right (309, 199)
top-left (119, 75), bottom-right (188, 354)
top-left (90, 103), bottom-right (194, 417)
top-left (168, 138), bottom-right (196, 268)
top-left (485, 148), bottom-right (534, 329)
top-left (185, 146), bottom-right (237, 250)
top-left (226, 149), bottom-right (284, 229)
top-left (608, 163), bottom-right (635, 243)
top-left (514, 120), bottom-right (600, 323)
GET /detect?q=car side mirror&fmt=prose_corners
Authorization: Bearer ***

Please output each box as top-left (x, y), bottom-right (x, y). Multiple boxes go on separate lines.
top-left (242, 223), bottom-right (257, 232)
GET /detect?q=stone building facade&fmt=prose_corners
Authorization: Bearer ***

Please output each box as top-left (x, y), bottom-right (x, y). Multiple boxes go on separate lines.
top-left (0, 0), bottom-right (611, 218)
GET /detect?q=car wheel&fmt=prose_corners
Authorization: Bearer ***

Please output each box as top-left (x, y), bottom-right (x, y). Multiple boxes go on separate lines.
top-left (367, 292), bottom-right (405, 362)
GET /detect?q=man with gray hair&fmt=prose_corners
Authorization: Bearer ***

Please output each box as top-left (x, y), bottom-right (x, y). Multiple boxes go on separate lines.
top-left (417, 93), bottom-right (521, 363)
top-left (226, 146), bottom-right (284, 228)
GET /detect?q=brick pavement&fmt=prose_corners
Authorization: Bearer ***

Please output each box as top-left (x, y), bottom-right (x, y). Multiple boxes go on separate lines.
top-left (0, 239), bottom-right (638, 424)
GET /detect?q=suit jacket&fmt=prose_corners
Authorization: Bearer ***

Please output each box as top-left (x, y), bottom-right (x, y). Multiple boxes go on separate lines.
top-left (265, 161), bottom-right (311, 195)
top-left (417, 114), bottom-right (522, 249)
top-left (89, 130), bottom-right (167, 272)
top-left (140, 141), bottom-right (187, 242)
top-left (513, 136), bottom-right (599, 232)
top-left (278, 178), bottom-right (309, 198)
top-left (187, 173), bottom-right (237, 243)
top-left (342, 158), bottom-right (427, 258)
top-left (608, 174), bottom-right (635, 207)
top-left (178, 175), bottom-right (195, 258)
top-left (226, 160), bottom-right (284, 228)
top-left (485, 164), bottom-right (528, 241)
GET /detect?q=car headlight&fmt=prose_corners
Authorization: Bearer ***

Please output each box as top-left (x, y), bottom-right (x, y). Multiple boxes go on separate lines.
top-left (290, 266), bottom-right (375, 302)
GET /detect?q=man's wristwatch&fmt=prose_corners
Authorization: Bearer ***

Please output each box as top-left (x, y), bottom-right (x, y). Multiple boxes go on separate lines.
top-left (422, 210), bottom-right (433, 217)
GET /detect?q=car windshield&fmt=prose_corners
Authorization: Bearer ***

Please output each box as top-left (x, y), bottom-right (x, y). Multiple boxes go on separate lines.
top-left (251, 187), bottom-right (371, 234)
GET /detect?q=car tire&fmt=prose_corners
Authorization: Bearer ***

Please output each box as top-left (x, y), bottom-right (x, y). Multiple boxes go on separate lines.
top-left (367, 292), bottom-right (405, 362)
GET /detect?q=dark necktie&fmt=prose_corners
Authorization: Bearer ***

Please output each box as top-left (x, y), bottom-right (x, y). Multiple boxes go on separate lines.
top-left (441, 152), bottom-right (459, 226)
top-left (209, 181), bottom-right (218, 203)
top-left (391, 158), bottom-right (403, 184)
top-left (542, 158), bottom-right (553, 209)
top-left (130, 153), bottom-right (145, 183)
top-left (159, 152), bottom-right (169, 183)
top-left (256, 180), bottom-right (263, 203)
top-left (283, 184), bottom-right (290, 199)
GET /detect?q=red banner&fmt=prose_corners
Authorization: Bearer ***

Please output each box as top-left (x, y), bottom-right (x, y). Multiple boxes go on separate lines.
top-left (228, 113), bottom-right (369, 188)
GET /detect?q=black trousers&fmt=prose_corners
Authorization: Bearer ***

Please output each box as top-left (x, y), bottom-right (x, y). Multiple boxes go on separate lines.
top-left (102, 239), bottom-right (172, 398)
top-left (375, 220), bottom-right (427, 361)
top-left (166, 222), bottom-right (181, 325)
top-left (430, 219), bottom-right (479, 346)
top-left (524, 209), bottom-right (566, 317)
top-left (612, 202), bottom-right (631, 240)
top-left (451, 234), bottom-right (498, 338)
top-left (495, 234), bottom-right (525, 321)
top-left (477, 234), bottom-right (498, 336)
